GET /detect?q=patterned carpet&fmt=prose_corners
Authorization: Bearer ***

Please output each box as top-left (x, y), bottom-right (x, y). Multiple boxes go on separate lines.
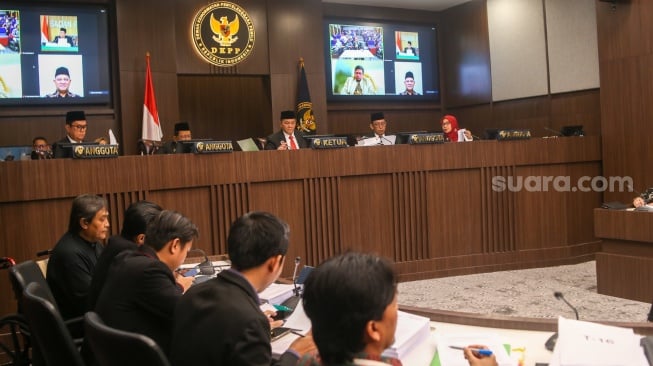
top-left (398, 261), bottom-right (652, 323)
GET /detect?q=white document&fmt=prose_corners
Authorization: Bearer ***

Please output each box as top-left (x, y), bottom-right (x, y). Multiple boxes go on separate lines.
top-left (381, 310), bottom-right (430, 360)
top-left (357, 135), bottom-right (396, 146)
top-left (436, 333), bottom-right (516, 366)
top-left (271, 301), bottom-right (312, 357)
top-left (457, 129), bottom-right (472, 142)
top-left (259, 283), bottom-right (295, 305)
top-left (550, 316), bottom-right (647, 366)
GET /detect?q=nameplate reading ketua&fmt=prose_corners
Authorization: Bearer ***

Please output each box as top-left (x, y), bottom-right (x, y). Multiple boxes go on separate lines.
top-left (73, 144), bottom-right (119, 159)
top-left (408, 132), bottom-right (445, 144)
top-left (192, 140), bottom-right (234, 154)
top-left (310, 136), bottom-right (349, 149)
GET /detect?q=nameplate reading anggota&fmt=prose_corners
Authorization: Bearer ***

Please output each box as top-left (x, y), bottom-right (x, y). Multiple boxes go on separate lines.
top-left (408, 133), bottom-right (445, 144)
top-left (497, 129), bottom-right (531, 141)
top-left (73, 144), bottom-right (119, 159)
top-left (310, 137), bottom-right (349, 149)
top-left (192, 141), bottom-right (234, 153)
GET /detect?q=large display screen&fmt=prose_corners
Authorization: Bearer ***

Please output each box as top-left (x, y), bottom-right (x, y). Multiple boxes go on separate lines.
top-left (325, 18), bottom-right (439, 101)
top-left (0, 3), bottom-right (112, 106)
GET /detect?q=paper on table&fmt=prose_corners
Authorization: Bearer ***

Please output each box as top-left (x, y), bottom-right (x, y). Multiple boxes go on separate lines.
top-left (550, 316), bottom-right (648, 366)
top-left (436, 333), bottom-right (515, 366)
top-left (259, 283), bottom-right (295, 305)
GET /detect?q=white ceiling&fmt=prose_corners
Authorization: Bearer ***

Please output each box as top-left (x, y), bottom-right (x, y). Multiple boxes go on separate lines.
top-left (322, 0), bottom-right (471, 12)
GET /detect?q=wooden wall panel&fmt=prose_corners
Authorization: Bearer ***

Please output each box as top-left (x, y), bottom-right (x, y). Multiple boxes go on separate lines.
top-left (427, 170), bottom-right (483, 258)
top-left (303, 177), bottom-right (341, 265)
top-left (339, 175), bottom-right (395, 260)
top-left (393, 171), bottom-right (428, 262)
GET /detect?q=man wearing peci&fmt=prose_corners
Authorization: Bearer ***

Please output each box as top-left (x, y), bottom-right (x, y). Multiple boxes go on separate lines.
top-left (157, 122), bottom-right (192, 154)
top-left (265, 110), bottom-right (308, 150)
top-left (53, 27), bottom-right (74, 47)
top-left (397, 71), bottom-right (420, 95)
top-left (51, 110), bottom-right (88, 158)
top-left (46, 66), bottom-right (79, 98)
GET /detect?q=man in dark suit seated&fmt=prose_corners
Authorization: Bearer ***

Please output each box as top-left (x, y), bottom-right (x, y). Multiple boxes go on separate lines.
top-left (157, 121), bottom-right (192, 154)
top-left (265, 110), bottom-right (308, 150)
top-left (170, 211), bottom-right (316, 366)
top-left (93, 210), bottom-right (197, 356)
top-left (51, 110), bottom-right (87, 158)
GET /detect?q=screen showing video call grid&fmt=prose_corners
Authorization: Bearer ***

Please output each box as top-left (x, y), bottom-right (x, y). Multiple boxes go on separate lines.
top-left (325, 19), bottom-right (439, 101)
top-left (0, 3), bottom-right (111, 106)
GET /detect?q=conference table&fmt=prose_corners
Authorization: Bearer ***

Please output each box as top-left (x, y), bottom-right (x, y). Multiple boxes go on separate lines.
top-left (0, 136), bottom-right (604, 318)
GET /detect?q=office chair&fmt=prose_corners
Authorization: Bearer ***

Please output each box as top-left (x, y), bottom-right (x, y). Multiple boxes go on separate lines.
top-left (0, 256), bottom-right (30, 365)
top-left (84, 312), bottom-right (171, 366)
top-left (22, 282), bottom-right (85, 366)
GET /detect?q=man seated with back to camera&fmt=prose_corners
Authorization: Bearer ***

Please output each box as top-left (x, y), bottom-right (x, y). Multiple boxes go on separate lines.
top-left (93, 210), bottom-right (197, 358)
top-left (31, 136), bottom-right (53, 160)
top-left (298, 251), bottom-right (497, 366)
top-left (47, 194), bottom-right (109, 321)
top-left (170, 211), bottom-right (316, 366)
top-left (86, 200), bottom-right (163, 311)
top-left (265, 110), bottom-right (309, 150)
top-left (157, 121), bottom-right (192, 154)
top-left (51, 110), bottom-right (88, 158)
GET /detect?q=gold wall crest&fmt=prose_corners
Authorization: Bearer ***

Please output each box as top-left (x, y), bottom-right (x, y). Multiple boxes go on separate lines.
top-left (191, 2), bottom-right (255, 67)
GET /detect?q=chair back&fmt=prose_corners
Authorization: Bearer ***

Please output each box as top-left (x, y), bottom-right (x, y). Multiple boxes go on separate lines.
top-left (22, 282), bottom-right (85, 366)
top-left (84, 311), bottom-right (171, 366)
top-left (8, 260), bottom-right (58, 314)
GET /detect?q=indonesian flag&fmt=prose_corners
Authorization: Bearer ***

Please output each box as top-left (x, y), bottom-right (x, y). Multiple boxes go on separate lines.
top-left (41, 16), bottom-right (49, 44)
top-left (142, 53), bottom-right (163, 141)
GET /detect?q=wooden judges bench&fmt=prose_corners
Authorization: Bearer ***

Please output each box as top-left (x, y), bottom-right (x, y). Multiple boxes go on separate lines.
top-left (595, 208), bottom-right (653, 303)
top-left (0, 136), bottom-right (602, 316)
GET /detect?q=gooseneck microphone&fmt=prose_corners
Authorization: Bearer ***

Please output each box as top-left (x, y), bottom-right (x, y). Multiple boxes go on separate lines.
top-left (292, 256), bottom-right (301, 296)
top-left (190, 248), bottom-right (215, 275)
top-left (545, 291), bottom-right (580, 351)
top-left (555, 291), bottom-right (579, 320)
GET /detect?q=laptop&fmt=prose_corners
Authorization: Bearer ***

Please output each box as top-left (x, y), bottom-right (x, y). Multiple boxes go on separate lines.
top-left (236, 138), bottom-right (260, 152)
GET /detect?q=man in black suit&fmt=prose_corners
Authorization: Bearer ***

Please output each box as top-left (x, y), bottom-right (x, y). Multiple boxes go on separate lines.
top-left (93, 210), bottom-right (197, 356)
top-left (51, 110), bottom-right (87, 158)
top-left (86, 200), bottom-right (163, 311)
top-left (53, 27), bottom-right (74, 47)
top-left (170, 211), bottom-right (316, 366)
top-left (157, 121), bottom-right (192, 154)
top-left (265, 110), bottom-right (308, 150)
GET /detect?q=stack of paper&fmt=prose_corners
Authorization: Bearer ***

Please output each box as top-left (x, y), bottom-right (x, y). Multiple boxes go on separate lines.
top-left (381, 311), bottom-right (431, 361)
top-left (549, 316), bottom-right (648, 366)
top-left (259, 283), bottom-right (295, 305)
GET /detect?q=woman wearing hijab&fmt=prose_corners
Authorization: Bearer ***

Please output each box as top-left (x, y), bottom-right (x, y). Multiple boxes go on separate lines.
top-left (441, 114), bottom-right (473, 142)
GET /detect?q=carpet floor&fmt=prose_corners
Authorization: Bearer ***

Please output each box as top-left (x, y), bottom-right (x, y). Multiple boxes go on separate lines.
top-left (398, 261), bottom-right (651, 323)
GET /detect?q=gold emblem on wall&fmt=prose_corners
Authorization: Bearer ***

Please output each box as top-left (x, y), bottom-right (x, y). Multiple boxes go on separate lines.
top-left (191, 1), bottom-right (255, 67)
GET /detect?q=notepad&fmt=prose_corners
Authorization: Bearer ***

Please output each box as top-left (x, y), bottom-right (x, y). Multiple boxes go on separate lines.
top-left (237, 138), bottom-right (260, 151)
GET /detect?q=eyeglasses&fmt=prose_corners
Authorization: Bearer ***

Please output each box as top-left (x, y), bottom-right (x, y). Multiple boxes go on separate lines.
top-left (71, 124), bottom-right (87, 131)
top-left (33, 144), bottom-right (49, 149)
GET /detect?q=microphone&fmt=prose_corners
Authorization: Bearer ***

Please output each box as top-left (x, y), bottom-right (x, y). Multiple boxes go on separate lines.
top-left (190, 248), bottom-right (215, 275)
top-left (543, 126), bottom-right (563, 137)
top-left (381, 136), bottom-right (394, 145)
top-left (292, 256), bottom-right (301, 297)
top-left (545, 291), bottom-right (579, 351)
top-left (554, 291), bottom-right (579, 320)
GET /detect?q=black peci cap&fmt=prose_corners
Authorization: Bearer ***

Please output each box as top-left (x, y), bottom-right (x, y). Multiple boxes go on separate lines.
top-left (66, 110), bottom-right (86, 124)
top-left (55, 67), bottom-right (70, 78)
top-left (280, 110), bottom-right (296, 120)
top-left (370, 112), bottom-right (385, 122)
top-left (174, 122), bottom-right (191, 133)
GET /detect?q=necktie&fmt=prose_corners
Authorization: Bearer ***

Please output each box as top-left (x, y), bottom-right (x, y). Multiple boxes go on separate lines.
top-left (289, 135), bottom-right (298, 150)
top-left (354, 81), bottom-right (362, 95)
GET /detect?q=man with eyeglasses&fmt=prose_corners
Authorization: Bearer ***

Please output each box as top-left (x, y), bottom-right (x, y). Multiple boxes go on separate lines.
top-left (31, 136), bottom-right (53, 160)
top-left (52, 110), bottom-right (88, 158)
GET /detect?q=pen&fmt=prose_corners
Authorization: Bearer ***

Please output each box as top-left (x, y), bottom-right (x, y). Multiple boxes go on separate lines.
top-left (273, 304), bottom-right (293, 312)
top-left (290, 330), bottom-right (305, 338)
top-left (449, 346), bottom-right (493, 356)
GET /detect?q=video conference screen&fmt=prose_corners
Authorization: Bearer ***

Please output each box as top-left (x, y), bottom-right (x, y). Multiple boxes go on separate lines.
top-left (0, 3), bottom-right (112, 106)
top-left (325, 18), bottom-right (440, 102)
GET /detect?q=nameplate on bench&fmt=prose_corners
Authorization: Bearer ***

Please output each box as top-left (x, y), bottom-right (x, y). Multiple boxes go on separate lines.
top-left (73, 144), bottom-right (119, 159)
top-left (407, 133), bottom-right (445, 144)
top-left (496, 129), bottom-right (531, 141)
top-left (191, 141), bottom-right (234, 154)
top-left (310, 136), bottom-right (349, 149)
